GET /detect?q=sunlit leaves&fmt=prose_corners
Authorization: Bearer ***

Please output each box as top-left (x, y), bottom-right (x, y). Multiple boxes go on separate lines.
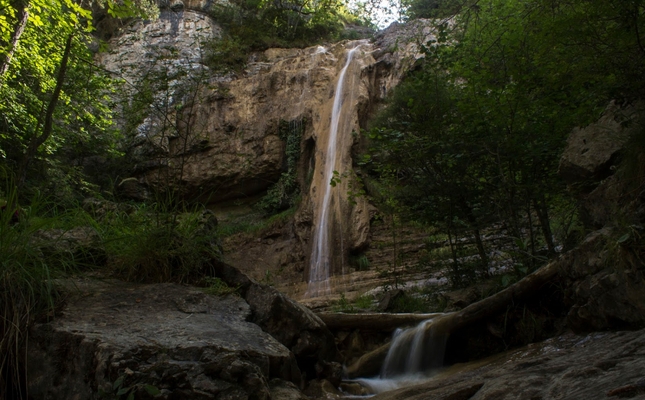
top-left (0, 0), bottom-right (137, 196)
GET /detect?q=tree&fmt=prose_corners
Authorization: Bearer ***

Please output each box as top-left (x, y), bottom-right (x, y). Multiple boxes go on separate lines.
top-left (367, 0), bottom-right (645, 283)
top-left (0, 0), bottom-right (156, 202)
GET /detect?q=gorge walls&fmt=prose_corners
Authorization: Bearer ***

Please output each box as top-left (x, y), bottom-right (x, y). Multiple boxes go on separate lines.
top-left (99, 6), bottom-right (436, 298)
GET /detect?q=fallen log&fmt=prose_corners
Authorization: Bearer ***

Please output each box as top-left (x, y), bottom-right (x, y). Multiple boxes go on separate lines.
top-left (317, 312), bottom-right (444, 332)
top-left (346, 249), bottom-right (574, 378)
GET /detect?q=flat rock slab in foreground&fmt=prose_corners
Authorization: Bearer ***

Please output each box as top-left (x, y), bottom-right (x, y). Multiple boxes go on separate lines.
top-left (28, 280), bottom-right (301, 399)
top-left (371, 328), bottom-right (645, 400)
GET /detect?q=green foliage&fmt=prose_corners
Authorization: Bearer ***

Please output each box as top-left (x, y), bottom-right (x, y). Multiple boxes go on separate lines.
top-left (216, 206), bottom-right (297, 238)
top-left (349, 253), bottom-right (370, 271)
top-left (98, 205), bottom-right (221, 283)
top-left (388, 291), bottom-right (431, 313)
top-left (402, 0), bottom-right (462, 19)
top-left (0, 186), bottom-right (77, 398)
top-left (332, 292), bottom-right (374, 312)
top-left (353, 294), bottom-right (373, 309)
top-left (257, 119), bottom-right (305, 215)
top-left (0, 0), bottom-right (152, 204)
top-left (366, 0), bottom-right (645, 282)
top-left (202, 277), bottom-right (239, 296)
top-left (99, 373), bottom-right (161, 399)
top-left (204, 0), bottom-right (369, 71)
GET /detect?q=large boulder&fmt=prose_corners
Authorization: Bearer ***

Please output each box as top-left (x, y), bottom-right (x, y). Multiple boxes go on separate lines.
top-left (558, 101), bottom-right (641, 187)
top-left (246, 284), bottom-right (339, 377)
top-left (560, 228), bottom-right (645, 331)
top-left (210, 260), bottom-right (340, 377)
top-left (28, 280), bottom-right (301, 399)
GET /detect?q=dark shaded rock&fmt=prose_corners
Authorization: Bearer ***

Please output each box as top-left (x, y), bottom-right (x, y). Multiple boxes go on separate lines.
top-left (82, 197), bottom-right (136, 218)
top-left (377, 289), bottom-right (405, 312)
top-left (304, 379), bottom-right (343, 399)
top-left (34, 226), bottom-right (106, 267)
top-left (269, 379), bottom-right (309, 400)
top-left (116, 177), bottom-right (150, 201)
top-left (209, 259), bottom-right (339, 378)
top-left (246, 283), bottom-right (340, 376)
top-left (340, 330), bottom-right (365, 365)
top-left (28, 281), bottom-right (301, 399)
top-left (558, 102), bottom-right (640, 187)
top-left (560, 228), bottom-right (645, 331)
top-left (315, 360), bottom-right (343, 387)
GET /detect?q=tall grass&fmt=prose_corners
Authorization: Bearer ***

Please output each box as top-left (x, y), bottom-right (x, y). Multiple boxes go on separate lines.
top-left (0, 187), bottom-right (74, 399)
top-left (95, 203), bottom-right (222, 283)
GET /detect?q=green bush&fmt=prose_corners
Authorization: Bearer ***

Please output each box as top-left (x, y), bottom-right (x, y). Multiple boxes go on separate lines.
top-left (98, 205), bottom-right (221, 283)
top-left (202, 277), bottom-right (239, 296)
top-left (257, 119), bottom-right (304, 215)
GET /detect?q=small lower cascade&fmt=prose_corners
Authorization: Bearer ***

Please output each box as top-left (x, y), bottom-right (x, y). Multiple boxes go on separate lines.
top-left (305, 42), bottom-right (366, 298)
top-left (380, 318), bottom-right (447, 378)
top-left (355, 317), bottom-right (449, 394)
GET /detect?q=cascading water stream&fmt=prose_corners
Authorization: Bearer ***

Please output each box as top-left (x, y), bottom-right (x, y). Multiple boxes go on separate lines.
top-left (380, 318), bottom-right (447, 378)
top-left (306, 44), bottom-right (364, 298)
top-left (355, 317), bottom-right (449, 394)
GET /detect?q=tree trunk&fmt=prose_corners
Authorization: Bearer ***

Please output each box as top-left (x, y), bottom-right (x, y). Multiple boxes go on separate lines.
top-left (0, 0), bottom-right (30, 77)
top-left (345, 252), bottom-right (570, 378)
top-left (17, 33), bottom-right (73, 189)
top-left (317, 312), bottom-right (444, 332)
top-left (458, 197), bottom-right (489, 273)
top-left (534, 195), bottom-right (556, 256)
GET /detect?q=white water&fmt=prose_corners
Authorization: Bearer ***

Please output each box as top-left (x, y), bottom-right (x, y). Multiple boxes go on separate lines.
top-left (380, 318), bottom-right (447, 378)
top-left (306, 44), bottom-right (363, 298)
top-left (351, 318), bottom-right (448, 394)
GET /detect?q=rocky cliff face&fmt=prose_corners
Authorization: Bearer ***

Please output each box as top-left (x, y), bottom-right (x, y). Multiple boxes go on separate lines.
top-left (558, 101), bottom-right (645, 332)
top-left (99, 7), bottom-right (435, 295)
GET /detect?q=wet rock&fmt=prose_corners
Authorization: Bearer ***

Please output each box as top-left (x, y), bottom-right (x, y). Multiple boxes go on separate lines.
top-left (345, 342), bottom-right (389, 378)
top-left (27, 281), bottom-right (302, 399)
top-left (340, 381), bottom-right (371, 396)
top-left (304, 379), bottom-right (344, 399)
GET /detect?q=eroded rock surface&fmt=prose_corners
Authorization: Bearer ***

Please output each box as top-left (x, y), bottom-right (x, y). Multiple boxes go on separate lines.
top-left (28, 280), bottom-right (302, 399)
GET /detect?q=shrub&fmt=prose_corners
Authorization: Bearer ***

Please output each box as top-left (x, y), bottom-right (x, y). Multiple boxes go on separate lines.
top-left (0, 189), bottom-right (75, 398)
top-left (98, 205), bottom-right (221, 283)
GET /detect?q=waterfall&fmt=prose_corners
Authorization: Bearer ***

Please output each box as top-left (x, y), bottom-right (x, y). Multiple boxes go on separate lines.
top-left (305, 43), bottom-right (364, 298)
top-left (354, 317), bottom-right (448, 394)
top-left (380, 318), bottom-right (448, 378)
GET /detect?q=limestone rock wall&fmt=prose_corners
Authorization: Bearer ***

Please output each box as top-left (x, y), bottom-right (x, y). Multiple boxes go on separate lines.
top-left (98, 10), bottom-right (436, 293)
